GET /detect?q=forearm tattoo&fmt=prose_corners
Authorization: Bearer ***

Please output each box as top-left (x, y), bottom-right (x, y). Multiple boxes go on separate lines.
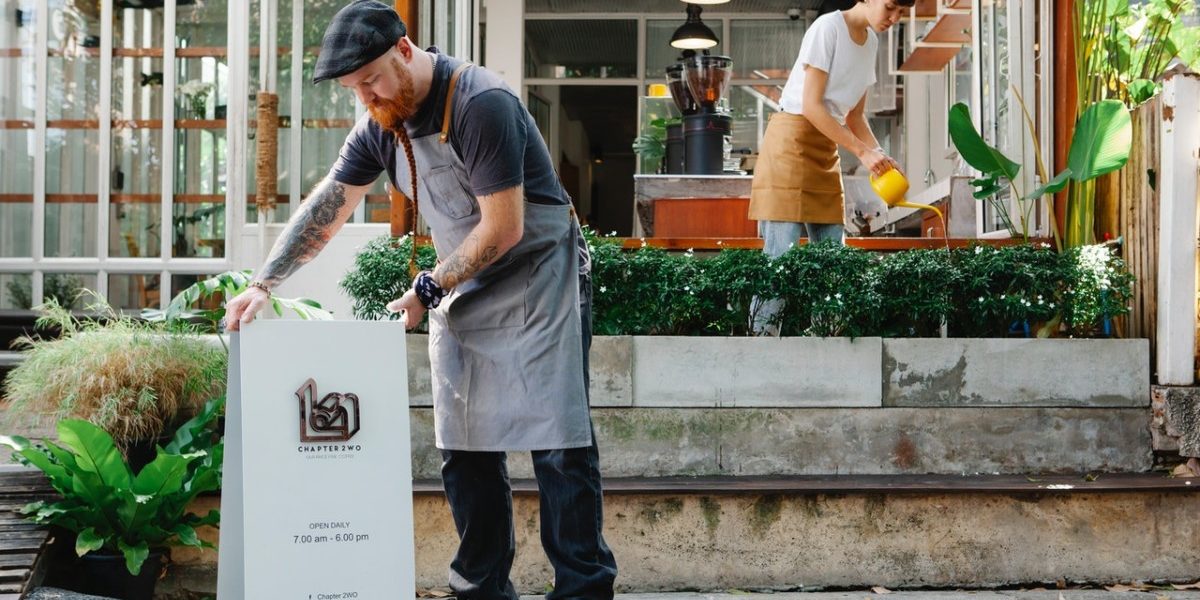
top-left (257, 178), bottom-right (347, 288)
top-left (433, 232), bottom-right (500, 291)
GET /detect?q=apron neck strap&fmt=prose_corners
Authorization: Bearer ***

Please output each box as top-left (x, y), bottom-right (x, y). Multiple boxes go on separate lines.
top-left (440, 64), bottom-right (471, 144)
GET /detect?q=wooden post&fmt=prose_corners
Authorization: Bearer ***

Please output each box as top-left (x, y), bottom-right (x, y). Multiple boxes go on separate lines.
top-left (395, 0), bottom-right (418, 45)
top-left (388, 0), bottom-right (418, 237)
top-left (1051, 0), bottom-right (1076, 246)
top-left (1155, 73), bottom-right (1200, 386)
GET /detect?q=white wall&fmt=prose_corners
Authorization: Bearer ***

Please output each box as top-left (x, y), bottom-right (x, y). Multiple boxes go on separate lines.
top-left (482, 0), bottom-right (523, 94)
top-left (901, 71), bottom-right (958, 198)
top-left (237, 224), bottom-right (390, 320)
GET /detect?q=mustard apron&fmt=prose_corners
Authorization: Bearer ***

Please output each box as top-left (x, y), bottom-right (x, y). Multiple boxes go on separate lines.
top-left (747, 112), bottom-right (844, 224)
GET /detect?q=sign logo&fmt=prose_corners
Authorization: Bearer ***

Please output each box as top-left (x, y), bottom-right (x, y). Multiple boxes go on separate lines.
top-left (296, 378), bottom-right (361, 442)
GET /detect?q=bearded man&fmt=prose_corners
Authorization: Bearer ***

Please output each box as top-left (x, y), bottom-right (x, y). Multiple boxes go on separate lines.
top-left (222, 1), bottom-right (617, 598)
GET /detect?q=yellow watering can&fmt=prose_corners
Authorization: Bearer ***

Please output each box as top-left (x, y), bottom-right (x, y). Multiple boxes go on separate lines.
top-left (869, 168), bottom-right (944, 222)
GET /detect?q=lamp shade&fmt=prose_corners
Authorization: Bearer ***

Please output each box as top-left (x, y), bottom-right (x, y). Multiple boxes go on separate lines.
top-left (670, 4), bottom-right (719, 49)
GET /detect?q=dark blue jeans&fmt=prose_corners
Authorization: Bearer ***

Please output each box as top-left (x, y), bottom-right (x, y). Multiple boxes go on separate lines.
top-left (440, 273), bottom-right (617, 600)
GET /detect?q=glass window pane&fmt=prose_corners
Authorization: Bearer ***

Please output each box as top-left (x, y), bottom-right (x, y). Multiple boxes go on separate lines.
top-left (300, 1), bottom-right (358, 219)
top-left (646, 20), bottom-right (723, 83)
top-left (728, 85), bottom-right (776, 156)
top-left (46, 273), bottom-right (97, 309)
top-left (108, 273), bottom-right (161, 311)
top-left (48, 0), bottom-right (102, 122)
top-left (729, 20), bottom-right (804, 80)
top-left (1, 2), bottom-right (37, 258)
top-left (45, 128), bottom-right (100, 258)
top-left (0, 128), bottom-right (35, 257)
top-left (110, 196), bottom-right (162, 258)
top-left (176, 0), bottom-right (227, 48)
top-left (0, 274), bottom-right (33, 309)
top-left (1, 1), bottom-right (37, 122)
top-left (173, 125), bottom-right (225, 258)
top-left (526, 20), bottom-right (636, 79)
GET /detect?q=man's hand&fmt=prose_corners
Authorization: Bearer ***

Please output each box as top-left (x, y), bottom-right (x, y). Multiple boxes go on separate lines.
top-left (223, 287), bottom-right (271, 332)
top-left (386, 289), bottom-right (426, 330)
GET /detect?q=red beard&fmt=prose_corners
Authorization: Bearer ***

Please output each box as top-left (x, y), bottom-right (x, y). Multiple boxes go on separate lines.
top-left (367, 58), bottom-right (417, 136)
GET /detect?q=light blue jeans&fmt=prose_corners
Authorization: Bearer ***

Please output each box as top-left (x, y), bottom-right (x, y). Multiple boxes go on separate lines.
top-left (750, 220), bottom-right (845, 336)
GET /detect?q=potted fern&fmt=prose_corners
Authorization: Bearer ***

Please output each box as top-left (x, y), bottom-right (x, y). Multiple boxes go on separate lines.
top-left (0, 398), bottom-right (222, 599)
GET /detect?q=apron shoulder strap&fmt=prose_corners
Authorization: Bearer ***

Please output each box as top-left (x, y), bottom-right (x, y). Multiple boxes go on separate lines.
top-left (440, 64), bottom-right (472, 144)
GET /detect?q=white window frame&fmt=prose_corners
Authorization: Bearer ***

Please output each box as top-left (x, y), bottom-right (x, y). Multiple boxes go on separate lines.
top-left (0, 0), bottom-right (238, 312)
top-left (973, 0), bottom-right (1051, 239)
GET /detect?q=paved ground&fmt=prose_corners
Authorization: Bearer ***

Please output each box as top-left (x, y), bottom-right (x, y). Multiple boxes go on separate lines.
top-left (28, 588), bottom-right (1200, 599)
top-left (518, 593), bottom-right (1200, 600)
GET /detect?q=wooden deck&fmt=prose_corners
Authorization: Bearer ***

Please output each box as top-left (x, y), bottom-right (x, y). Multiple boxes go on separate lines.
top-left (0, 468), bottom-right (55, 599)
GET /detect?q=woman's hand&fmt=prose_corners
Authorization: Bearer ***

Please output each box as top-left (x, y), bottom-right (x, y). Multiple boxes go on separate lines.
top-left (858, 147), bottom-right (901, 178)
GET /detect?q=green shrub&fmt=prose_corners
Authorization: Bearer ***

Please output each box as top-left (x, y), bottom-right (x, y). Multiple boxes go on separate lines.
top-left (874, 249), bottom-right (958, 337)
top-left (771, 241), bottom-right (880, 337)
top-left (1061, 243), bottom-right (1134, 337)
top-left (339, 235), bottom-right (437, 321)
top-left (342, 232), bottom-right (1134, 338)
top-left (948, 244), bottom-right (1070, 337)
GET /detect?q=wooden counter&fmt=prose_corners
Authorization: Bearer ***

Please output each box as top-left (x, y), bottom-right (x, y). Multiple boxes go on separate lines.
top-left (633, 174), bottom-right (756, 238)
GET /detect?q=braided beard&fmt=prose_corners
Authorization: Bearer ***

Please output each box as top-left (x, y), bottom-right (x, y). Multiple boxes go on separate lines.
top-left (367, 57), bottom-right (418, 137)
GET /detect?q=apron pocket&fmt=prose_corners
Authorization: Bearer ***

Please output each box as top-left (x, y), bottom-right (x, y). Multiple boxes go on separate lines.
top-left (422, 165), bottom-right (478, 220)
top-left (444, 257), bottom-right (531, 331)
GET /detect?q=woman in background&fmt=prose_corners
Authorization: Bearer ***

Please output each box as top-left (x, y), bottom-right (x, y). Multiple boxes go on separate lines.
top-left (747, 0), bottom-right (913, 335)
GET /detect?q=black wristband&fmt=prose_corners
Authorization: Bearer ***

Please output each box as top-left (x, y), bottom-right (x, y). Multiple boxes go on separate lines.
top-left (412, 270), bottom-right (446, 309)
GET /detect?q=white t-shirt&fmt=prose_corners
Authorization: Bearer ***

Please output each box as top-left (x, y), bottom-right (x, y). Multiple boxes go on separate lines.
top-left (778, 11), bottom-right (878, 124)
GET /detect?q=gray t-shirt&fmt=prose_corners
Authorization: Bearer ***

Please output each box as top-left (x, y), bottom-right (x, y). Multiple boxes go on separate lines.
top-left (330, 50), bottom-right (568, 206)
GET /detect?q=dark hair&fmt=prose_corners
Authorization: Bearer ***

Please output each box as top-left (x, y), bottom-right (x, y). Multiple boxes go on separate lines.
top-left (821, 0), bottom-right (918, 14)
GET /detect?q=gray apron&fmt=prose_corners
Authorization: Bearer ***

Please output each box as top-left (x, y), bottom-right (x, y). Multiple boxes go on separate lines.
top-left (394, 60), bottom-right (591, 451)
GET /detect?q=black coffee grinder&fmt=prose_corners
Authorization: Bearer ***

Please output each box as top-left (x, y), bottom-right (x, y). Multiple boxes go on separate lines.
top-left (664, 62), bottom-right (697, 175)
top-left (682, 54), bottom-right (733, 175)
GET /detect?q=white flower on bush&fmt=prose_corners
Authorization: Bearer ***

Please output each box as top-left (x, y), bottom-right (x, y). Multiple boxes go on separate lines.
top-left (1078, 244), bottom-right (1113, 290)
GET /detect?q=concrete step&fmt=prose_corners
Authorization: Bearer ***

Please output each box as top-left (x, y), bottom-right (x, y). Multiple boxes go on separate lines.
top-left (168, 473), bottom-right (1200, 595)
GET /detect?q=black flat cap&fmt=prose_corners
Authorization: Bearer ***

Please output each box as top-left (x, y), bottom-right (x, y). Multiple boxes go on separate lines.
top-left (312, 0), bottom-right (407, 84)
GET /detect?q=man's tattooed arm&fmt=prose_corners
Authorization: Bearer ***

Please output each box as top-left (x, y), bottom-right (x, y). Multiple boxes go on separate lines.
top-left (431, 184), bottom-right (525, 290)
top-left (256, 177), bottom-right (362, 289)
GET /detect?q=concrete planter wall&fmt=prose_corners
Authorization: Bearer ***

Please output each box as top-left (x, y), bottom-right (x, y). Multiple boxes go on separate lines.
top-left (406, 335), bottom-right (1148, 409)
top-left (402, 335), bottom-right (1152, 477)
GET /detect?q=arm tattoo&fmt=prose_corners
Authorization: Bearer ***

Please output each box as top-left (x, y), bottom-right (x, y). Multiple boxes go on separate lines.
top-left (433, 232), bottom-right (500, 290)
top-left (257, 179), bottom-right (348, 288)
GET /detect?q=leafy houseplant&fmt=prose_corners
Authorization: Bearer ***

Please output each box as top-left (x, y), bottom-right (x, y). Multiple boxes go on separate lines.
top-left (948, 98), bottom-right (1132, 246)
top-left (2, 296), bottom-right (225, 452)
top-left (632, 117), bottom-right (678, 174)
top-left (144, 269), bottom-right (333, 337)
top-left (1, 400), bottom-right (222, 597)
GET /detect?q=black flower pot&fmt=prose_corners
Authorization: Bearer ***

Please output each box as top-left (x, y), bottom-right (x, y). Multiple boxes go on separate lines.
top-left (76, 549), bottom-right (166, 600)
